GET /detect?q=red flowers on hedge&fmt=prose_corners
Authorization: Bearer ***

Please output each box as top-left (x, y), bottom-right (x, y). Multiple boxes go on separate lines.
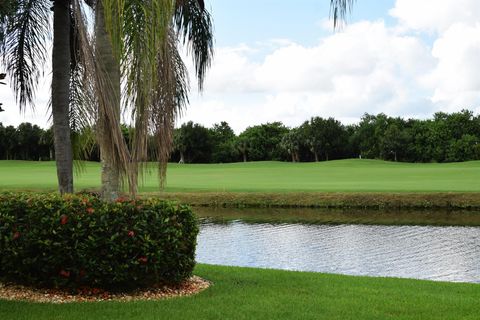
top-left (60, 214), bottom-right (68, 225)
top-left (0, 192), bottom-right (198, 290)
top-left (86, 207), bottom-right (95, 214)
top-left (59, 270), bottom-right (70, 278)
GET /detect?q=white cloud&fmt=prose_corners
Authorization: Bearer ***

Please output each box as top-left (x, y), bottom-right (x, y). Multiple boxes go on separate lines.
top-left (424, 23), bottom-right (480, 111)
top-left (390, 0), bottom-right (480, 33)
top-left (184, 20), bottom-right (436, 133)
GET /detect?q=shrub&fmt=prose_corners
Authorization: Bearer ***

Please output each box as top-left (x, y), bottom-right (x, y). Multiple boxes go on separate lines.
top-left (0, 192), bottom-right (198, 291)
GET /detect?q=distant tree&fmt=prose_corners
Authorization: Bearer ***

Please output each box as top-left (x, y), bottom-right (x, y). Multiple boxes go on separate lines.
top-left (401, 119), bottom-right (427, 162)
top-left (321, 117), bottom-right (346, 161)
top-left (235, 135), bottom-right (249, 162)
top-left (173, 129), bottom-right (187, 164)
top-left (210, 121), bottom-right (237, 163)
top-left (39, 127), bottom-right (54, 161)
top-left (303, 117), bottom-right (345, 161)
top-left (351, 113), bottom-right (388, 159)
top-left (16, 123), bottom-right (42, 160)
top-left (3, 125), bottom-right (17, 160)
top-left (446, 134), bottom-right (480, 162)
top-left (280, 129), bottom-right (301, 162)
top-left (344, 124), bottom-right (359, 158)
top-left (381, 123), bottom-right (404, 162)
top-left (0, 123), bottom-right (5, 158)
top-left (239, 122), bottom-right (289, 161)
top-left (173, 121), bottom-right (213, 163)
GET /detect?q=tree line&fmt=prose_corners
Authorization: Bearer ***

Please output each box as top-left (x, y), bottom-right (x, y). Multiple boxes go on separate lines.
top-left (173, 109), bottom-right (480, 163)
top-left (3, 109), bottom-right (479, 163)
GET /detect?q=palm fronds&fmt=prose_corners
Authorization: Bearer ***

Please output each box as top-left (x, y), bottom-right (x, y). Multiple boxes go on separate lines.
top-left (174, 0), bottom-right (213, 89)
top-left (330, 0), bottom-right (355, 29)
top-left (68, 0), bottom-right (213, 195)
top-left (0, 0), bottom-right (51, 111)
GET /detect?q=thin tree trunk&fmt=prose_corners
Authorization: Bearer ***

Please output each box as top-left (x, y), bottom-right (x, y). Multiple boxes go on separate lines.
top-left (243, 152), bottom-right (247, 163)
top-left (314, 151), bottom-right (319, 162)
top-left (325, 152), bottom-right (329, 161)
top-left (52, 0), bottom-right (73, 194)
top-left (179, 151), bottom-right (185, 164)
top-left (96, 2), bottom-right (121, 201)
top-left (291, 153), bottom-right (295, 162)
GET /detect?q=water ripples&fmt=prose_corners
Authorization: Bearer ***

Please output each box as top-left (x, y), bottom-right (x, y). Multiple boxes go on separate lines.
top-left (196, 221), bottom-right (480, 283)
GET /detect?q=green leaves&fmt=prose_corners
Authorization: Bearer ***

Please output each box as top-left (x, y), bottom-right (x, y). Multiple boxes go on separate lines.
top-left (0, 0), bottom-right (51, 111)
top-left (0, 192), bottom-right (198, 291)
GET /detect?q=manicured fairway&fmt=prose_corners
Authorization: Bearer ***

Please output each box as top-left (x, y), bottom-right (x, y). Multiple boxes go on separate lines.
top-left (1, 264), bottom-right (479, 320)
top-left (0, 159), bottom-right (479, 193)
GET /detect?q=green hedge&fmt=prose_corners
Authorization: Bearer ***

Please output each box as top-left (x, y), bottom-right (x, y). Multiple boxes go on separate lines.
top-left (0, 192), bottom-right (198, 290)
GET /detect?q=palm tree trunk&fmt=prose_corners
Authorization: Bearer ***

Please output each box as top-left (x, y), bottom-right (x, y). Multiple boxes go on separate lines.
top-left (96, 1), bottom-right (121, 201)
top-left (52, 0), bottom-right (73, 194)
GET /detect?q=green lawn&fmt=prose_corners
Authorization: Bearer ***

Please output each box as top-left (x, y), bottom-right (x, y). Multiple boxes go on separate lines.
top-left (0, 159), bottom-right (479, 193)
top-left (1, 264), bottom-right (479, 320)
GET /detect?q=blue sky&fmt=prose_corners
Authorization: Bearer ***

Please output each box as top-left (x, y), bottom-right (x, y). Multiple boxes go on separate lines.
top-left (209, 0), bottom-right (397, 47)
top-left (2, 0), bottom-right (480, 133)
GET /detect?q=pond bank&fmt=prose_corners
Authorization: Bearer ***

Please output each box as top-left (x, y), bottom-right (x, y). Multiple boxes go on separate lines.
top-left (193, 206), bottom-right (480, 226)
top-left (155, 191), bottom-right (480, 210)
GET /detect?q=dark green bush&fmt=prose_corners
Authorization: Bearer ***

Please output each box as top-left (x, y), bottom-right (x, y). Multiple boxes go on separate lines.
top-left (0, 192), bottom-right (198, 290)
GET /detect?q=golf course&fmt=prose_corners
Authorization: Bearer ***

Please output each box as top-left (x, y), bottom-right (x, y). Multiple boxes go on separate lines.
top-left (1, 159), bottom-right (480, 209)
top-left (1, 160), bottom-right (479, 319)
top-left (1, 159), bottom-right (479, 192)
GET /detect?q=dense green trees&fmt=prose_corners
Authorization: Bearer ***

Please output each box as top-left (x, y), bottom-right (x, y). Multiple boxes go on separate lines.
top-left (3, 109), bottom-right (480, 164)
top-left (0, 123), bottom-right (53, 160)
top-left (300, 117), bottom-right (347, 161)
top-left (173, 121), bottom-right (213, 163)
top-left (209, 122), bottom-right (237, 163)
top-left (168, 110), bottom-right (480, 164)
top-left (239, 122), bottom-right (289, 161)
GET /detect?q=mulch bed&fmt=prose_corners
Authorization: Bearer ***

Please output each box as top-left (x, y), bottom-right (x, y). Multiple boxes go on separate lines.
top-left (0, 276), bottom-right (210, 303)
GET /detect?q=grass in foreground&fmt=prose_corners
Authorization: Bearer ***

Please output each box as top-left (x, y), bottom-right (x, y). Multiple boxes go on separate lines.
top-left (1, 264), bottom-right (479, 320)
top-left (1, 159), bottom-right (480, 193)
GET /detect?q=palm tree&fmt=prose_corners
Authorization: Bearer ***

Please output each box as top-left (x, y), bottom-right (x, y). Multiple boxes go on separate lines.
top-left (86, 0), bottom-right (213, 199)
top-left (52, 0), bottom-right (74, 194)
top-left (1, 0), bottom-right (79, 194)
top-left (280, 129), bottom-right (301, 162)
top-left (1, 0), bottom-right (213, 199)
top-left (329, 0), bottom-right (355, 28)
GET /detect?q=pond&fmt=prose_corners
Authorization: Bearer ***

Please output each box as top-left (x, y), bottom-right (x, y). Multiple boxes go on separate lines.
top-left (195, 208), bottom-right (480, 283)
